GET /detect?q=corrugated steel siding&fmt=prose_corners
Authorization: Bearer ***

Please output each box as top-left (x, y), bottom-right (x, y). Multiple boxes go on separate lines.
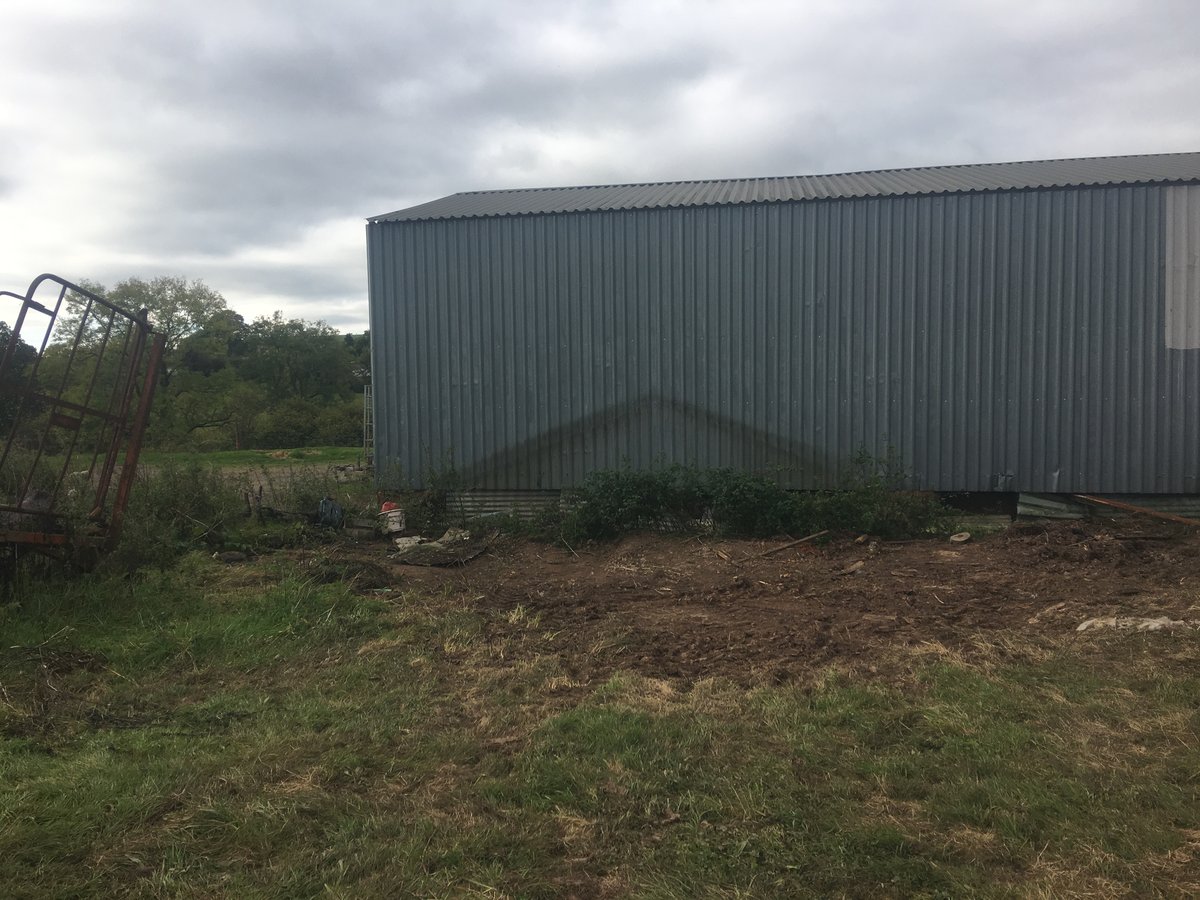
top-left (371, 152), bottom-right (1200, 222)
top-left (368, 185), bottom-right (1200, 493)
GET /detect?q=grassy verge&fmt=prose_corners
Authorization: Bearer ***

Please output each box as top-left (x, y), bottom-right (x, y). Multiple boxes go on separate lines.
top-left (1, 557), bottom-right (1197, 898)
top-left (139, 447), bottom-right (364, 469)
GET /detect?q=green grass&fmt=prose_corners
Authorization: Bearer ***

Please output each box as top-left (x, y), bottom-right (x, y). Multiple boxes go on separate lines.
top-left (139, 447), bottom-right (363, 469)
top-left (1, 556), bottom-right (1197, 898)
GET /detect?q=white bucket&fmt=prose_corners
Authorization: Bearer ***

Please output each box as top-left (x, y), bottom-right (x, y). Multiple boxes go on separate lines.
top-left (378, 508), bottom-right (406, 534)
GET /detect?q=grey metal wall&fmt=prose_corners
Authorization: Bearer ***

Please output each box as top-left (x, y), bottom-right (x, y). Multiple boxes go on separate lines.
top-left (367, 185), bottom-right (1200, 493)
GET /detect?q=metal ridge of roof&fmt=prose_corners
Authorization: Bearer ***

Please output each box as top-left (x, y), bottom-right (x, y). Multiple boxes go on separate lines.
top-left (369, 151), bottom-right (1200, 223)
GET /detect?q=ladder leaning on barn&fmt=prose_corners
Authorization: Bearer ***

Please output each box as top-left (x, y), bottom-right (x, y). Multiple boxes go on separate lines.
top-left (362, 382), bottom-right (374, 469)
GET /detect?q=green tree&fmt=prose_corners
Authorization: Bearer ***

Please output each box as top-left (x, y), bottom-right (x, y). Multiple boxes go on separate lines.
top-left (236, 313), bottom-right (353, 402)
top-left (106, 277), bottom-right (230, 386)
top-left (253, 396), bottom-right (323, 448)
top-left (38, 274), bottom-right (369, 452)
top-left (53, 276), bottom-right (230, 387)
top-left (106, 277), bottom-right (227, 352)
top-left (343, 330), bottom-right (371, 389)
top-left (178, 308), bottom-right (247, 376)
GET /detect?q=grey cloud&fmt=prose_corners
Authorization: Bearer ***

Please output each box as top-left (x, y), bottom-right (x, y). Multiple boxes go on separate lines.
top-left (2, 0), bottom-right (1199, 334)
top-left (83, 257), bottom-right (364, 312)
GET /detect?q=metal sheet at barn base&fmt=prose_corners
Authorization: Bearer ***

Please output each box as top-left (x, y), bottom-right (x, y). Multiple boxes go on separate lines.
top-left (446, 490), bottom-right (560, 520)
top-left (368, 185), bottom-right (1200, 493)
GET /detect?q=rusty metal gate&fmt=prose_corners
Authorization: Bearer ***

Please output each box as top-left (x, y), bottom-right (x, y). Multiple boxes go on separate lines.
top-left (1, 274), bottom-right (165, 556)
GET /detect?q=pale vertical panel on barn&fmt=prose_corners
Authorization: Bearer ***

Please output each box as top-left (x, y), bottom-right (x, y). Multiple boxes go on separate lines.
top-left (1165, 186), bottom-right (1200, 350)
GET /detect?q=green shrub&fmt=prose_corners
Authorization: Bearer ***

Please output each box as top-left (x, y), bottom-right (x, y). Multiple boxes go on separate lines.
top-left (815, 449), bottom-right (952, 539)
top-left (704, 468), bottom-right (810, 538)
top-left (560, 465), bottom-right (707, 540)
top-left (559, 456), bottom-right (951, 543)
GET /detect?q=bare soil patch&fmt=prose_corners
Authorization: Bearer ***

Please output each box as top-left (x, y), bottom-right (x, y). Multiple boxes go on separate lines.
top-left (346, 520), bottom-right (1200, 685)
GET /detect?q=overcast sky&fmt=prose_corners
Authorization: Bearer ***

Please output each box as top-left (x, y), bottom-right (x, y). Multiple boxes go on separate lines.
top-left (2, 0), bottom-right (1197, 332)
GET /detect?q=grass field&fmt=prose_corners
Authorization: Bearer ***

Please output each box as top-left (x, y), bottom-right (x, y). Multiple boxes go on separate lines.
top-left (2, 534), bottom-right (1198, 898)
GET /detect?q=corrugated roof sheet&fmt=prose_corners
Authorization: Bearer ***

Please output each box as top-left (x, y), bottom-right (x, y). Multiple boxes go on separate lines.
top-left (371, 152), bottom-right (1200, 222)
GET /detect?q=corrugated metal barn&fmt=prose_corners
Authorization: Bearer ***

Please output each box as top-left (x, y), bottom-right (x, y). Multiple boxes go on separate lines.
top-left (367, 152), bottom-right (1200, 495)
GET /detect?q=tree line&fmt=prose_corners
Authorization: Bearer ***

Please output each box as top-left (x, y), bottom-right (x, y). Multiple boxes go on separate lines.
top-left (3, 276), bottom-right (370, 451)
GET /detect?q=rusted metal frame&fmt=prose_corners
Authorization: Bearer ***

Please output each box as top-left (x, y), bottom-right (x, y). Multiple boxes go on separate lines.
top-left (0, 287), bottom-right (53, 372)
top-left (13, 280), bottom-right (68, 372)
top-left (0, 502), bottom-right (65, 517)
top-left (13, 286), bottom-right (102, 509)
top-left (104, 333), bottom-right (165, 551)
top-left (91, 315), bottom-right (150, 518)
top-left (78, 326), bottom-right (137, 522)
top-left (48, 309), bottom-right (121, 511)
top-left (12, 392), bottom-right (124, 425)
top-left (25, 282), bottom-right (144, 525)
top-left (77, 314), bottom-right (140, 520)
top-left (4, 273), bottom-right (149, 392)
top-left (84, 320), bottom-right (138, 489)
top-left (2, 275), bottom-right (158, 549)
top-left (26, 273), bottom-right (146, 320)
top-left (0, 529), bottom-right (73, 546)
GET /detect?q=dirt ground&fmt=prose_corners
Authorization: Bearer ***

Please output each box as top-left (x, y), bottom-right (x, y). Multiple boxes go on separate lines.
top-left (326, 519), bottom-right (1200, 685)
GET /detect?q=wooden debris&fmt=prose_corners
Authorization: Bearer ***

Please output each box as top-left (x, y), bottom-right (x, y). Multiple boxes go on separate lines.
top-left (746, 530), bottom-right (829, 561)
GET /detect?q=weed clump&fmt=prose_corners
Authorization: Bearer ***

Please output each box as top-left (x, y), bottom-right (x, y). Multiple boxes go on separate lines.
top-left (103, 461), bottom-right (246, 572)
top-left (374, 454), bottom-right (462, 536)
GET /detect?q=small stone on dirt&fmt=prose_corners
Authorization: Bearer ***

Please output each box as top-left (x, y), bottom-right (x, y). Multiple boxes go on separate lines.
top-left (838, 560), bottom-right (865, 576)
top-left (950, 532), bottom-right (972, 543)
